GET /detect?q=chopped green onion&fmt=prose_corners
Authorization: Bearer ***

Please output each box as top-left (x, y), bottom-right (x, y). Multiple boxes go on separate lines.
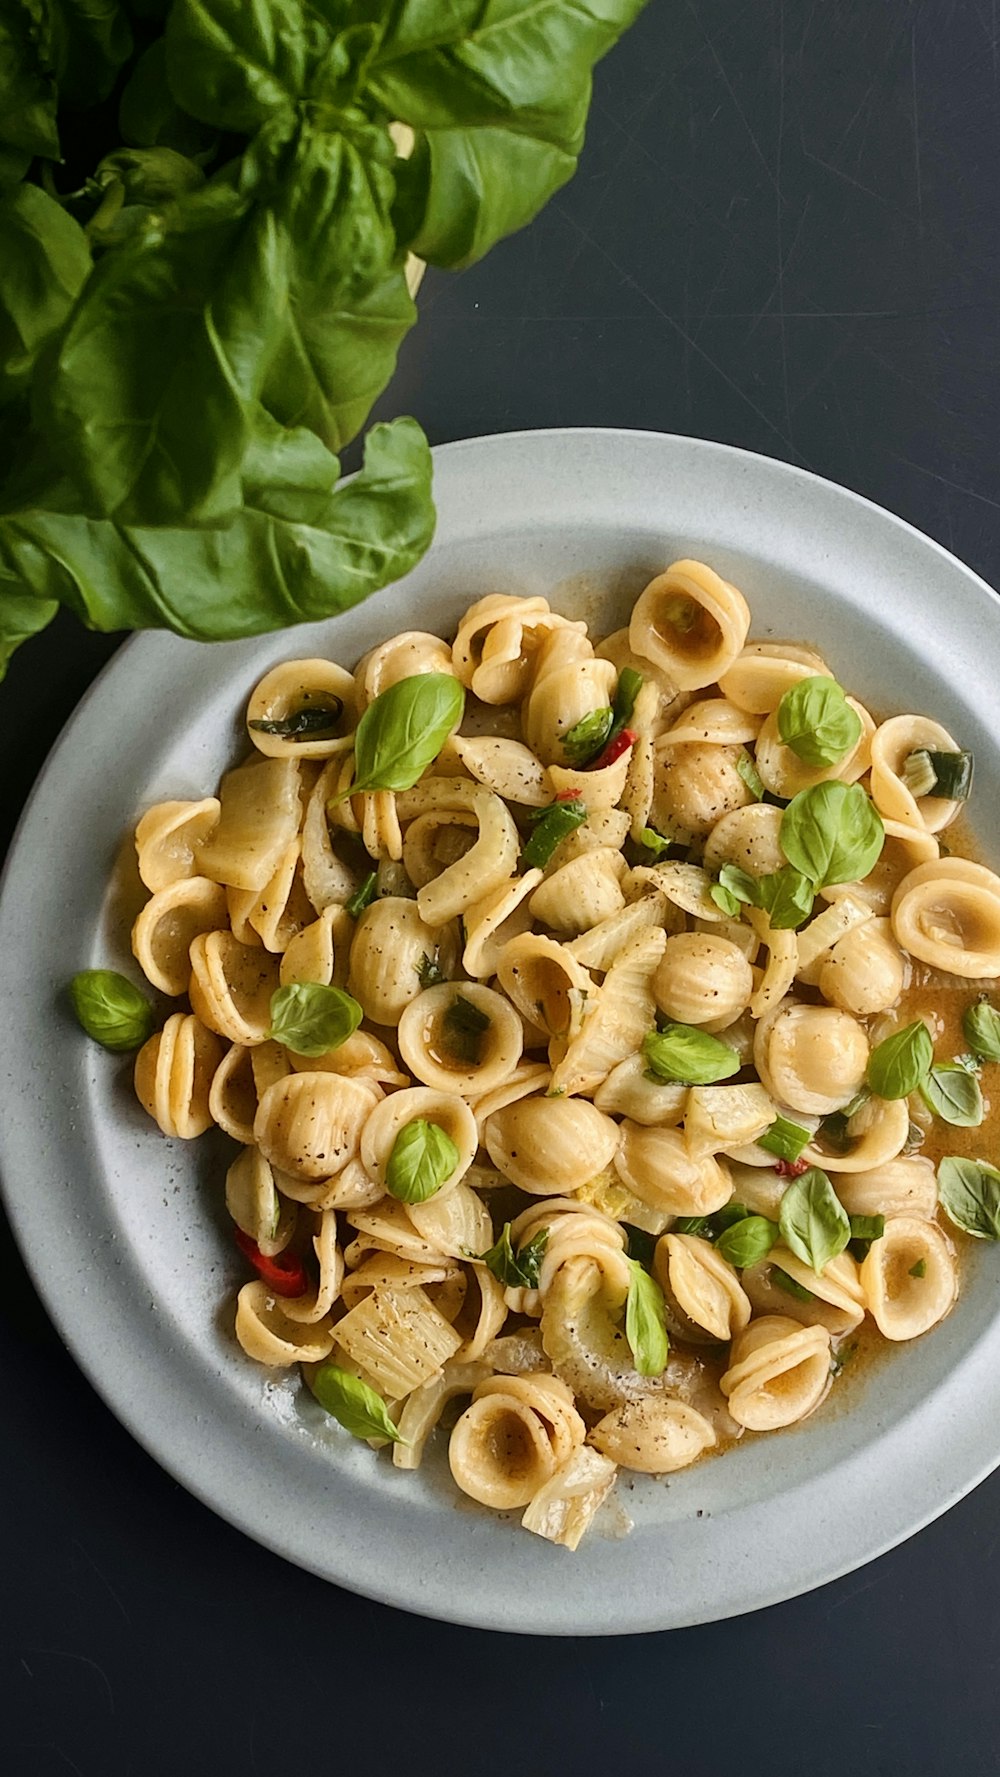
top-left (520, 798), bottom-right (588, 870)
top-left (759, 1115), bottom-right (812, 1162)
top-left (345, 870), bottom-right (377, 919)
top-left (901, 748), bottom-right (974, 801)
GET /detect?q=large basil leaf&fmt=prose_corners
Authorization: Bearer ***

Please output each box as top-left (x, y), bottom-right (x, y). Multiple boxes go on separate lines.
top-left (0, 417), bottom-right (435, 638)
top-left (118, 37), bottom-right (217, 153)
top-left (165, 0), bottom-right (330, 131)
top-left (780, 781), bottom-right (884, 888)
top-left (0, 582), bottom-right (59, 678)
top-left (394, 124), bottom-right (575, 267)
top-left (778, 1167), bottom-right (851, 1272)
top-left (46, 0), bottom-right (133, 105)
top-left (0, 184), bottom-right (91, 406)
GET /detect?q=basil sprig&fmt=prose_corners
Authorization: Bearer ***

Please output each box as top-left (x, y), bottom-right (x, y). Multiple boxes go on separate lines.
top-left (643, 1024), bottom-right (741, 1085)
top-left (624, 1259), bottom-right (669, 1377)
top-left (335, 674), bottom-right (464, 798)
top-left (386, 1119), bottom-right (459, 1203)
top-left (963, 999), bottom-right (1000, 1063)
top-left (268, 983), bottom-right (363, 1055)
top-left (715, 1214), bottom-right (779, 1268)
top-left (70, 969), bottom-right (155, 1052)
top-left (312, 1364), bottom-right (405, 1444)
top-left (780, 782), bottom-right (884, 889)
top-left (480, 1223), bottom-right (548, 1289)
top-left (866, 1021), bottom-right (933, 1100)
top-left (920, 1061), bottom-right (984, 1127)
top-left (710, 860), bottom-right (814, 930)
top-left (778, 1166), bottom-right (851, 1272)
top-left (345, 871), bottom-right (377, 919)
top-left (758, 1115), bottom-right (812, 1162)
top-left (520, 797), bottom-right (588, 869)
top-left (249, 698), bottom-right (344, 740)
top-left (777, 677), bottom-right (862, 767)
top-left (937, 1156), bottom-right (1000, 1238)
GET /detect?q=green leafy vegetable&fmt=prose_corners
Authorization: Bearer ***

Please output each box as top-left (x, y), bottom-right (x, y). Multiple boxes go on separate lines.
top-left (563, 706), bottom-right (613, 766)
top-left (771, 1265), bottom-right (815, 1303)
top-left (758, 1115), bottom-right (812, 1162)
top-left (69, 968), bottom-right (154, 1051)
top-left (338, 672), bottom-right (464, 797)
top-left (848, 1215), bottom-right (885, 1243)
top-left (520, 798), bottom-right (588, 870)
top-left (442, 993), bottom-right (490, 1065)
top-left (715, 1215), bottom-right (779, 1268)
top-left (920, 1061), bottom-right (984, 1128)
top-left (480, 1222), bottom-right (548, 1289)
top-left (709, 860), bottom-right (813, 929)
top-left (345, 870), bottom-right (378, 919)
top-left (0, 184), bottom-right (91, 405)
top-left (642, 1024), bottom-right (741, 1085)
top-left (249, 698), bottom-right (343, 739)
top-left (778, 1166), bottom-right (851, 1272)
top-left (385, 1118), bottom-right (458, 1203)
top-left (867, 1021), bottom-right (933, 1100)
top-left (963, 999), bottom-right (1000, 1063)
top-left (780, 782), bottom-right (884, 889)
top-left (636, 826), bottom-right (675, 860)
top-left (777, 676), bottom-right (862, 767)
top-left (268, 982), bottom-right (363, 1055)
top-left (624, 1259), bottom-right (669, 1377)
top-left (311, 1363), bottom-right (404, 1443)
top-left (937, 1156), bottom-right (1000, 1239)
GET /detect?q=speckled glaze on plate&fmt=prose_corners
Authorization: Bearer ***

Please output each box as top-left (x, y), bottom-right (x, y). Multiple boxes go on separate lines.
top-left (2, 428), bottom-right (999, 1636)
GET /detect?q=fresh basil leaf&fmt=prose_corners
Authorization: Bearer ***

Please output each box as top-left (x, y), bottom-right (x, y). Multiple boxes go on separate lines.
top-left (963, 999), bottom-right (1000, 1063)
top-left (93, 146), bottom-right (206, 206)
top-left (311, 1363), bottom-right (404, 1443)
top-left (758, 1115), bottom-right (812, 1162)
top-left (608, 666), bottom-right (642, 741)
top-left (165, 0), bottom-right (326, 132)
top-left (393, 125), bottom-right (577, 268)
top-left (780, 781), bottom-right (884, 888)
top-left (636, 826), bottom-right (674, 860)
top-left (754, 866), bottom-right (815, 930)
top-left (480, 1222), bottom-right (548, 1289)
top-left (344, 870), bottom-right (377, 919)
top-left (710, 881), bottom-right (741, 917)
top-left (867, 1021), bottom-right (933, 1100)
top-left (520, 798), bottom-right (588, 870)
top-left (673, 1215), bottom-right (709, 1235)
top-left (778, 1166), bottom-right (851, 1272)
top-left (643, 1024), bottom-right (740, 1085)
top-left (771, 1265), bottom-right (815, 1303)
top-left (716, 862), bottom-right (757, 905)
top-left (920, 1061), bottom-right (984, 1128)
top-left (937, 1155), bottom-right (1000, 1239)
top-left (417, 952), bottom-right (446, 988)
top-left (848, 1215), bottom-right (885, 1242)
top-left (69, 968), bottom-right (154, 1052)
top-left (268, 982), bottom-right (363, 1055)
top-left (0, 185), bottom-right (91, 408)
top-left (736, 748), bottom-right (765, 799)
top-left (340, 671), bottom-right (464, 797)
top-left (249, 698), bottom-right (344, 739)
top-left (47, 0), bottom-right (134, 106)
top-left (909, 1258), bottom-right (927, 1279)
top-left (118, 37), bottom-right (217, 154)
top-left (563, 706), bottom-right (612, 766)
top-left (777, 676), bottom-right (862, 767)
top-left (715, 1215), bottom-right (778, 1268)
top-left (0, 10), bottom-right (60, 173)
top-left (0, 586), bottom-right (59, 680)
top-left (385, 1118), bottom-right (459, 1203)
top-left (624, 1259), bottom-right (669, 1377)
top-left (442, 993), bottom-right (490, 1065)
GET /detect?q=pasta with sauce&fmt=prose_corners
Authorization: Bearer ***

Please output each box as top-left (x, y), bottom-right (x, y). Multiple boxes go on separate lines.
top-left (107, 558), bottom-right (1000, 1551)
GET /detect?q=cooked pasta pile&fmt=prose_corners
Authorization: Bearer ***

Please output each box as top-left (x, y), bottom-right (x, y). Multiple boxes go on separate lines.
top-left (121, 560), bottom-right (1000, 1550)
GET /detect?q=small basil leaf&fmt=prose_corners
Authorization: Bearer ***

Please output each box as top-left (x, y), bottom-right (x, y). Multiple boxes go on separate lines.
top-left (249, 698), bottom-right (343, 739)
top-left (778, 1166), bottom-right (851, 1272)
top-left (754, 866), bottom-right (815, 930)
top-left (345, 870), bottom-right (377, 919)
top-left (312, 1364), bottom-right (404, 1443)
top-left (69, 969), bottom-right (155, 1052)
top-left (937, 1155), bottom-right (1000, 1239)
top-left (963, 999), bottom-right (1000, 1063)
top-left (442, 993), bottom-right (490, 1064)
top-left (636, 826), bottom-right (674, 860)
top-left (563, 706), bottom-right (612, 766)
top-left (715, 1215), bottom-right (778, 1268)
top-left (480, 1222), bottom-right (548, 1289)
top-left (867, 1021), bottom-right (933, 1099)
top-left (771, 1265), bottom-right (815, 1302)
top-left (338, 673), bottom-right (464, 797)
top-left (920, 1062), bottom-right (984, 1128)
top-left (385, 1119), bottom-right (459, 1203)
top-left (624, 1259), bottom-right (669, 1377)
top-left (780, 781), bottom-right (884, 889)
top-left (909, 1258), bottom-right (927, 1278)
top-left (777, 676), bottom-right (862, 767)
top-left (736, 748), bottom-right (765, 799)
top-left (758, 1115), bottom-right (812, 1162)
top-left (268, 983), bottom-right (363, 1056)
top-left (642, 1024), bottom-right (740, 1085)
top-left (710, 882), bottom-right (740, 916)
top-left (520, 798), bottom-right (588, 869)
top-left (716, 862), bottom-right (758, 905)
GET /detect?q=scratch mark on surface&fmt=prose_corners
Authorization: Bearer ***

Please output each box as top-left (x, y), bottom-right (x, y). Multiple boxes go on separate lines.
top-left (20, 1659), bottom-right (33, 1678)
top-left (73, 1539), bottom-right (132, 1627)
top-left (826, 1572), bottom-right (882, 1613)
top-left (911, 26), bottom-right (924, 232)
top-left (19, 1748), bottom-right (84, 1777)
top-left (10, 1647), bottom-right (116, 1716)
top-left (684, 0), bottom-right (782, 198)
top-left (890, 456), bottom-right (1000, 515)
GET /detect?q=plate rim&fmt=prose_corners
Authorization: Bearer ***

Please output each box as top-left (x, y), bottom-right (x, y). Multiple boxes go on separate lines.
top-left (3, 424), bottom-right (1000, 1635)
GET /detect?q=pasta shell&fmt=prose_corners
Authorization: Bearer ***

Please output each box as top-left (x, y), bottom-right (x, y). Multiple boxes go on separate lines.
top-left (393, 1359), bottom-right (493, 1471)
top-left (188, 930), bottom-right (280, 1045)
top-left (754, 1000), bottom-right (869, 1115)
top-left (870, 714), bottom-right (964, 833)
top-left (656, 1234), bottom-right (751, 1340)
top-left (355, 630), bottom-right (454, 705)
top-left (495, 932), bottom-right (593, 1037)
top-left (747, 1247), bottom-right (865, 1335)
top-left (718, 641), bottom-right (830, 714)
top-left (702, 803), bottom-right (785, 877)
top-left (279, 906), bottom-right (338, 988)
top-left (629, 559), bottom-right (751, 691)
top-left (254, 1071), bottom-right (378, 1180)
top-left (653, 932), bottom-right (753, 1031)
top-left (463, 869), bottom-right (542, 979)
top-left (279, 1208), bottom-right (345, 1324)
top-left (300, 758), bottom-right (360, 910)
top-left (347, 896), bottom-right (439, 1024)
top-left (530, 848), bottom-right (627, 936)
top-left (361, 1086), bottom-right (478, 1191)
top-left (720, 1315), bottom-right (831, 1430)
top-left (224, 1145), bottom-right (296, 1256)
top-left (593, 1054), bottom-right (688, 1127)
top-left (134, 797), bottom-right (220, 892)
top-left (245, 658), bottom-right (355, 759)
top-left (834, 1156), bottom-right (937, 1219)
top-left (134, 1012), bottom-right (225, 1139)
top-left (891, 858), bottom-right (1000, 977)
top-left (804, 1093), bottom-right (910, 1173)
top-left (448, 735), bottom-right (550, 806)
top-left (615, 1122), bottom-right (733, 1217)
top-left (652, 740), bottom-right (753, 839)
top-left (661, 697), bottom-right (762, 747)
top-left (549, 925), bottom-right (666, 1098)
top-left (547, 749), bottom-right (632, 811)
top-left (485, 1096), bottom-right (619, 1196)
top-left (398, 982), bottom-right (523, 1095)
top-left (394, 779), bottom-right (520, 926)
top-left (818, 917), bottom-right (906, 1015)
top-left (208, 1042), bottom-right (258, 1144)
top-left (521, 1445), bottom-right (618, 1549)
top-left (234, 1281), bottom-right (334, 1367)
top-left (589, 1396), bottom-right (716, 1474)
top-left (131, 875), bottom-right (228, 995)
top-left (753, 697), bottom-right (873, 799)
top-left (860, 1216), bottom-right (957, 1339)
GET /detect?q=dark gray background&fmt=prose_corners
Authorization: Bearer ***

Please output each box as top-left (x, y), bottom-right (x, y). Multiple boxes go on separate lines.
top-left (3, 2), bottom-right (1000, 1773)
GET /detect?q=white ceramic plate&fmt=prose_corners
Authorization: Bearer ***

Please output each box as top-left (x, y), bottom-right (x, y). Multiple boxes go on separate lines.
top-left (2, 428), bottom-right (1000, 1636)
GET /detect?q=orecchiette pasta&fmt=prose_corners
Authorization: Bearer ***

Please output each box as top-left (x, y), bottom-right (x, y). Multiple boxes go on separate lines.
top-left (117, 559), bottom-right (991, 1551)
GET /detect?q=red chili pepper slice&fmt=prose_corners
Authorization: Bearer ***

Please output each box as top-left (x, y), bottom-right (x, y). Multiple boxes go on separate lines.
top-left (773, 1158), bottom-right (810, 1178)
top-left (234, 1227), bottom-right (307, 1297)
top-left (588, 728), bottom-right (636, 772)
top-left (554, 788), bottom-right (581, 802)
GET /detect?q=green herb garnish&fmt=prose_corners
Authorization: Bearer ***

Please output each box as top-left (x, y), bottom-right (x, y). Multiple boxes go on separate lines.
top-left (480, 1223), bottom-right (548, 1289)
top-left (963, 999), bottom-right (1000, 1063)
top-left (69, 969), bottom-right (154, 1052)
top-left (312, 1365), bottom-right (405, 1444)
top-left (385, 1119), bottom-right (459, 1203)
top-left (442, 993), bottom-right (490, 1065)
top-left (520, 798), bottom-right (588, 870)
top-left (758, 1115), bottom-right (812, 1162)
top-left (417, 952), bottom-right (446, 988)
top-left (778, 1166), bottom-right (851, 1272)
top-left (334, 674), bottom-right (464, 799)
top-left (771, 1266), bottom-right (815, 1303)
top-left (624, 1259), bottom-right (669, 1377)
top-left (715, 1214), bottom-right (779, 1268)
top-left (345, 871), bottom-right (378, 919)
top-left (642, 1024), bottom-right (741, 1085)
top-left (563, 707), bottom-right (613, 766)
top-left (736, 749), bottom-right (766, 799)
top-left (249, 699), bottom-right (343, 740)
top-left (777, 677), bottom-right (862, 767)
top-left (867, 1021), bottom-right (933, 1100)
top-left (937, 1156), bottom-right (1000, 1239)
top-left (268, 983), bottom-right (363, 1056)
top-left (920, 1061), bottom-right (984, 1128)
top-left (780, 781), bottom-right (884, 889)
top-left (909, 1259), bottom-right (927, 1279)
